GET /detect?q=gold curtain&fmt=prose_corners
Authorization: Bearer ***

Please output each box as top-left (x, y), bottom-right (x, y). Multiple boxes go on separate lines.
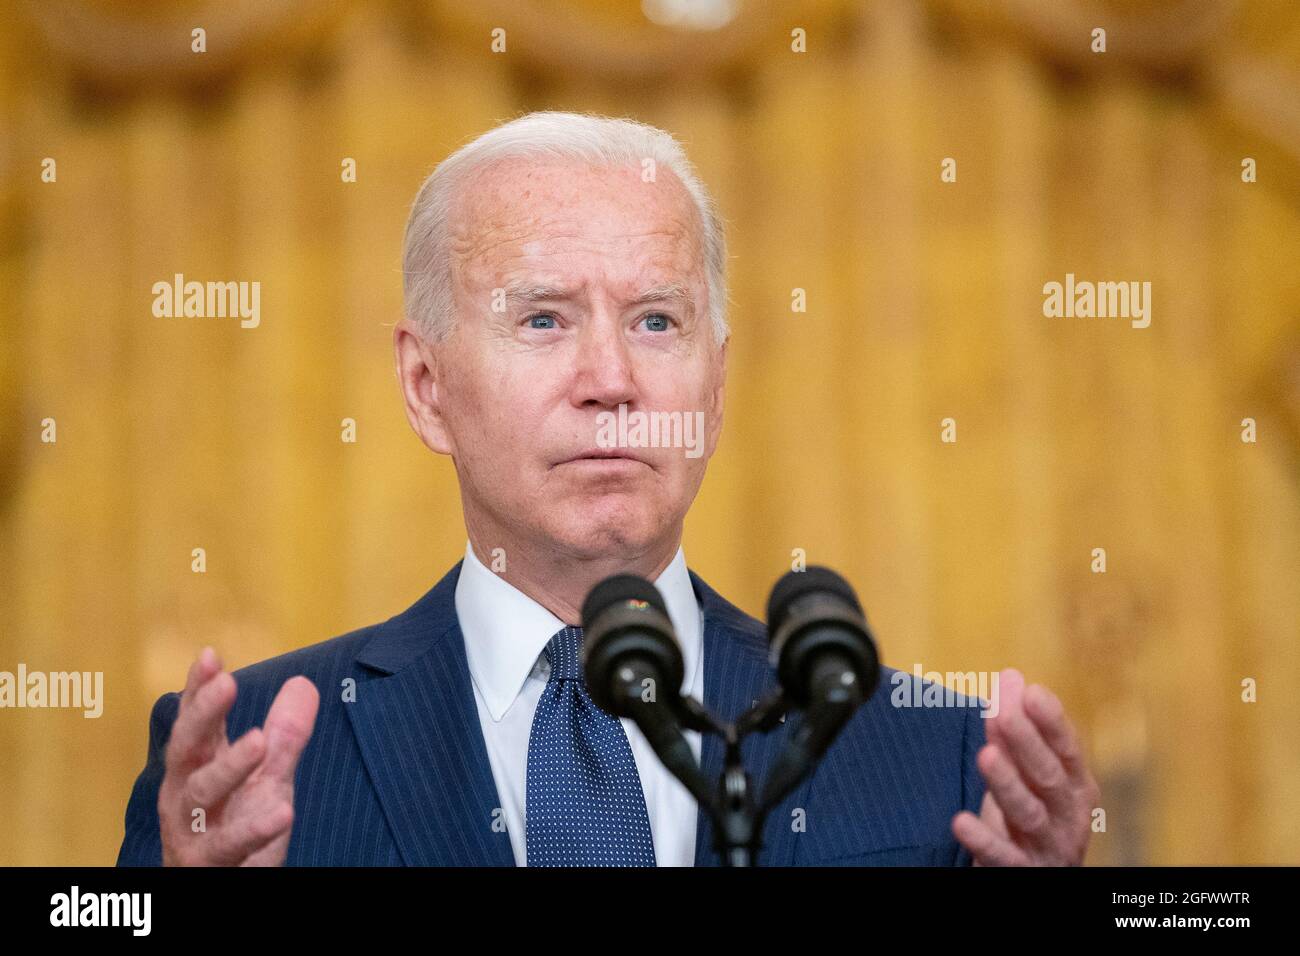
top-left (1, 0), bottom-right (1297, 865)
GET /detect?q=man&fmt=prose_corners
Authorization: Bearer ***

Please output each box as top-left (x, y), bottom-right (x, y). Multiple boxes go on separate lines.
top-left (118, 111), bottom-right (1099, 867)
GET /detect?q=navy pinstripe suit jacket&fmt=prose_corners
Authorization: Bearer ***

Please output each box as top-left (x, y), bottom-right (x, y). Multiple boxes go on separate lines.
top-left (117, 561), bottom-right (986, 866)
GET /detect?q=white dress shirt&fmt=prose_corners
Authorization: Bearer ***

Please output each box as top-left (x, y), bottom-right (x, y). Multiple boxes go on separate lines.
top-left (454, 541), bottom-right (705, 866)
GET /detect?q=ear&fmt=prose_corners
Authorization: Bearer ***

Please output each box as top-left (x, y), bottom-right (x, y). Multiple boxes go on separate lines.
top-left (394, 318), bottom-right (455, 456)
top-left (703, 334), bottom-right (728, 459)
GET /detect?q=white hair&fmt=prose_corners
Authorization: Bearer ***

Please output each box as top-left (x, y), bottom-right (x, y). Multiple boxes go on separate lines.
top-left (401, 110), bottom-right (729, 345)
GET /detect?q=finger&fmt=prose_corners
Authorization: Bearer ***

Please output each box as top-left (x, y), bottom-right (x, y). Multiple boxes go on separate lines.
top-left (967, 789), bottom-right (1010, 868)
top-left (985, 667), bottom-right (1024, 749)
top-left (1023, 683), bottom-right (1089, 781)
top-left (976, 743), bottom-right (1051, 840)
top-left (952, 809), bottom-right (1030, 867)
top-left (183, 728), bottom-right (267, 810)
top-left (179, 647), bottom-right (222, 711)
top-left (992, 688), bottom-right (1071, 808)
top-left (166, 670), bottom-right (237, 773)
top-left (206, 802), bottom-right (295, 865)
top-left (979, 784), bottom-right (1009, 837)
top-left (260, 676), bottom-right (320, 783)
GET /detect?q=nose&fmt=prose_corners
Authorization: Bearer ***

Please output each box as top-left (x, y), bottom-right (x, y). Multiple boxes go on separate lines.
top-left (570, 312), bottom-right (637, 409)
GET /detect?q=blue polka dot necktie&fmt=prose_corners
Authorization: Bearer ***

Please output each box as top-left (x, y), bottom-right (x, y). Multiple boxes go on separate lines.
top-left (525, 625), bottom-right (657, 866)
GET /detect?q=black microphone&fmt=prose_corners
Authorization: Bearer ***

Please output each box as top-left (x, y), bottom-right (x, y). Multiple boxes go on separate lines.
top-left (759, 566), bottom-right (881, 810)
top-left (581, 574), bottom-right (711, 807)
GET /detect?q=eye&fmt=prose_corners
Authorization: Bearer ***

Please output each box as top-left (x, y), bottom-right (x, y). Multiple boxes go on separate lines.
top-left (641, 312), bottom-right (674, 332)
top-left (526, 313), bottom-right (558, 330)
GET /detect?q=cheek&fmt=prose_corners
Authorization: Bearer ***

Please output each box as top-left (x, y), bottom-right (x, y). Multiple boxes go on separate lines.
top-left (655, 366), bottom-right (717, 423)
top-left (450, 361), bottom-right (554, 465)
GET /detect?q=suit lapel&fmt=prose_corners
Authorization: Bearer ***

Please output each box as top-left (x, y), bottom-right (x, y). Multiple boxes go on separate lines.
top-left (345, 562), bottom-right (515, 866)
top-left (690, 572), bottom-right (812, 867)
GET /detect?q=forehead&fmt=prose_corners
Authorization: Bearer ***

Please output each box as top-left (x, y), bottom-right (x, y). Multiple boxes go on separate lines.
top-left (447, 157), bottom-right (705, 288)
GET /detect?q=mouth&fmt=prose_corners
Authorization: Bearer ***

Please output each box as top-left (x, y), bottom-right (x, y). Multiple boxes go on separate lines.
top-left (553, 449), bottom-right (653, 470)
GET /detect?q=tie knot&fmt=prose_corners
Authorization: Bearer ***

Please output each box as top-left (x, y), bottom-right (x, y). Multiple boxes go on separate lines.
top-left (544, 626), bottom-right (585, 683)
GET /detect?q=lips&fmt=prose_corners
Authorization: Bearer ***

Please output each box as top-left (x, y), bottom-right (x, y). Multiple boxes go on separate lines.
top-left (554, 449), bottom-right (652, 469)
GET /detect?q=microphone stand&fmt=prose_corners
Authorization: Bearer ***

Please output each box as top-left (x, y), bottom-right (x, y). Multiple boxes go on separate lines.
top-left (590, 571), bottom-right (875, 866)
top-left (635, 688), bottom-right (840, 867)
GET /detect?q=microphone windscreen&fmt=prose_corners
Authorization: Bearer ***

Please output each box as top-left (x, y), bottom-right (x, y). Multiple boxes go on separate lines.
top-left (581, 573), bottom-right (667, 629)
top-left (766, 566), bottom-right (862, 634)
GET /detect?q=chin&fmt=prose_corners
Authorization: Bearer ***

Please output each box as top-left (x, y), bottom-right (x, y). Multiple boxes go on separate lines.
top-left (547, 507), bottom-right (668, 561)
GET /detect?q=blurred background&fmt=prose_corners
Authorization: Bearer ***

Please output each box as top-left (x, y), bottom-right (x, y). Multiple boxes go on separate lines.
top-left (1, 0), bottom-right (1298, 866)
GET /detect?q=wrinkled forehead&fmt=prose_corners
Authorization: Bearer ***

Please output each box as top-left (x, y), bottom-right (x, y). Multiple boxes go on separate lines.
top-left (447, 157), bottom-right (706, 287)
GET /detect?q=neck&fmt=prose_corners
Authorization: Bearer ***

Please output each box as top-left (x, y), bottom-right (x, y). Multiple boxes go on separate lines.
top-left (465, 523), bottom-right (681, 626)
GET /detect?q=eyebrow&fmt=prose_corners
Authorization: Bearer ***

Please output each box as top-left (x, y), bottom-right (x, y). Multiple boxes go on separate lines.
top-left (501, 281), bottom-right (695, 312)
top-left (628, 283), bottom-right (694, 311)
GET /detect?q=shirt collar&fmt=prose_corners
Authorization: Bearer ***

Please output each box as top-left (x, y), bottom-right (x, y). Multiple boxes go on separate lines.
top-left (455, 541), bottom-right (702, 722)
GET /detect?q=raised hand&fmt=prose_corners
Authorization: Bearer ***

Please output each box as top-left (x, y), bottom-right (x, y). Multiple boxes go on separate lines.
top-left (951, 668), bottom-right (1100, 866)
top-left (157, 647), bottom-right (320, 866)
